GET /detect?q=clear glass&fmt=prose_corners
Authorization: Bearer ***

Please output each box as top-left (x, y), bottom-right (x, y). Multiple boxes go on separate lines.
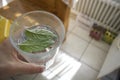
top-left (10, 11), bottom-right (65, 68)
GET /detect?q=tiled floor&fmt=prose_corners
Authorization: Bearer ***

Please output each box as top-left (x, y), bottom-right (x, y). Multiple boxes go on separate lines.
top-left (62, 33), bottom-right (88, 59)
top-left (81, 44), bottom-right (107, 71)
top-left (8, 15), bottom-right (110, 80)
top-left (0, 0), bottom-right (111, 80)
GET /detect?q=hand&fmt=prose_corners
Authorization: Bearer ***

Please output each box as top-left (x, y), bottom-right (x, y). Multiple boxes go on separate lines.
top-left (0, 39), bottom-right (45, 79)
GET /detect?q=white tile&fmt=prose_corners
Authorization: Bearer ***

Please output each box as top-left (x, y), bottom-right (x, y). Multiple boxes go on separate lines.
top-left (81, 44), bottom-right (107, 71)
top-left (34, 74), bottom-right (48, 80)
top-left (34, 72), bottom-right (59, 80)
top-left (51, 53), bottom-right (81, 78)
top-left (76, 19), bottom-right (91, 30)
top-left (59, 63), bottom-right (98, 80)
top-left (48, 51), bottom-right (65, 71)
top-left (52, 77), bottom-right (59, 80)
top-left (13, 74), bottom-right (37, 80)
top-left (68, 18), bottom-right (76, 32)
top-left (72, 24), bottom-right (92, 42)
top-left (62, 33), bottom-right (88, 59)
top-left (57, 62), bottom-right (82, 80)
top-left (76, 13), bottom-right (93, 28)
top-left (45, 52), bottom-right (81, 80)
top-left (42, 69), bottom-right (52, 77)
top-left (34, 51), bottom-right (70, 80)
top-left (91, 39), bottom-right (110, 52)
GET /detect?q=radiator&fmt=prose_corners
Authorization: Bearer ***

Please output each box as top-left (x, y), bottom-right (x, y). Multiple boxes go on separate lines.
top-left (72, 0), bottom-right (120, 33)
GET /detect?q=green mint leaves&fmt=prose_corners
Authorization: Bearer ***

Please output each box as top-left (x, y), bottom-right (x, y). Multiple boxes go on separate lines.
top-left (18, 28), bottom-right (57, 53)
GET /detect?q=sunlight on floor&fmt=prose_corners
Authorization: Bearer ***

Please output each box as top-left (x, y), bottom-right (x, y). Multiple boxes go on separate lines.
top-left (42, 52), bottom-right (81, 80)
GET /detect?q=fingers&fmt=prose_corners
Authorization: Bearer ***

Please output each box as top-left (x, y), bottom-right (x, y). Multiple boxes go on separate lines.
top-left (16, 62), bottom-right (45, 74)
top-left (2, 39), bottom-right (45, 74)
top-left (11, 48), bottom-right (45, 74)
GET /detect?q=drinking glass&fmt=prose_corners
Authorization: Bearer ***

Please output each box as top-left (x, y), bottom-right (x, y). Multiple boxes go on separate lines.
top-left (10, 11), bottom-right (65, 68)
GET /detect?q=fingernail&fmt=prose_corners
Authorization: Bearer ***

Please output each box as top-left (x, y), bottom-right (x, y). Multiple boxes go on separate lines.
top-left (39, 66), bottom-right (45, 73)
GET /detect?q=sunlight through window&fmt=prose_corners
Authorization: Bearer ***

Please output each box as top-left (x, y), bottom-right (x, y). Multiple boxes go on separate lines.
top-left (2, 0), bottom-right (8, 6)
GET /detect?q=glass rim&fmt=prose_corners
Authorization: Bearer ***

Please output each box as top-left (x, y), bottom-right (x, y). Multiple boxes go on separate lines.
top-left (9, 10), bottom-right (65, 58)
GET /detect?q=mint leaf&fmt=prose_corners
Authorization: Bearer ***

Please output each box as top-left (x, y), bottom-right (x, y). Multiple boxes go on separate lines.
top-left (18, 28), bottom-right (57, 53)
top-left (18, 40), bottom-right (54, 52)
top-left (25, 29), bottom-right (57, 41)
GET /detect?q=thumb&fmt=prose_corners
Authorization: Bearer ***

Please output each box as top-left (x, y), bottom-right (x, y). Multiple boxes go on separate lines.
top-left (12, 49), bottom-right (45, 74)
top-left (16, 61), bottom-right (45, 74)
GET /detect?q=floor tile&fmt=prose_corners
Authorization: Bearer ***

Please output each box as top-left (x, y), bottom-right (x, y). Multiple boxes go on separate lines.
top-left (13, 74), bottom-right (37, 80)
top-left (59, 63), bottom-right (98, 80)
top-left (52, 77), bottom-right (60, 80)
top-left (47, 50), bottom-right (65, 70)
top-left (52, 53), bottom-right (81, 77)
top-left (81, 44), bottom-right (107, 71)
top-left (49, 53), bottom-right (82, 80)
top-left (34, 74), bottom-right (49, 80)
top-left (72, 24), bottom-right (92, 42)
top-left (91, 39), bottom-right (110, 52)
top-left (34, 50), bottom-right (66, 80)
top-left (34, 72), bottom-right (59, 80)
top-left (42, 52), bottom-right (82, 80)
top-left (76, 13), bottom-right (93, 28)
top-left (68, 18), bottom-right (76, 32)
top-left (76, 19), bottom-right (92, 30)
top-left (62, 33), bottom-right (88, 59)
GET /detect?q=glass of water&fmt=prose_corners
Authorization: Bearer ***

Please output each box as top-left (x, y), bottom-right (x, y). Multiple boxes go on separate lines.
top-left (10, 11), bottom-right (65, 68)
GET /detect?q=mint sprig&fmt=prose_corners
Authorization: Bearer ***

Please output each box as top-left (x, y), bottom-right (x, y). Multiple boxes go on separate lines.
top-left (18, 28), bottom-right (57, 53)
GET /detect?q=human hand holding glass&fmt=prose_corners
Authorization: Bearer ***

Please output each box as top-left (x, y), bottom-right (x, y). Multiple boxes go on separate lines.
top-left (10, 11), bottom-right (65, 68)
top-left (0, 39), bottom-right (44, 79)
top-left (0, 11), bottom-right (64, 79)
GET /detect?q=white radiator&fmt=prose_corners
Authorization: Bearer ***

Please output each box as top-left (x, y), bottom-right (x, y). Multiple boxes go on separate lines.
top-left (72, 0), bottom-right (120, 33)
